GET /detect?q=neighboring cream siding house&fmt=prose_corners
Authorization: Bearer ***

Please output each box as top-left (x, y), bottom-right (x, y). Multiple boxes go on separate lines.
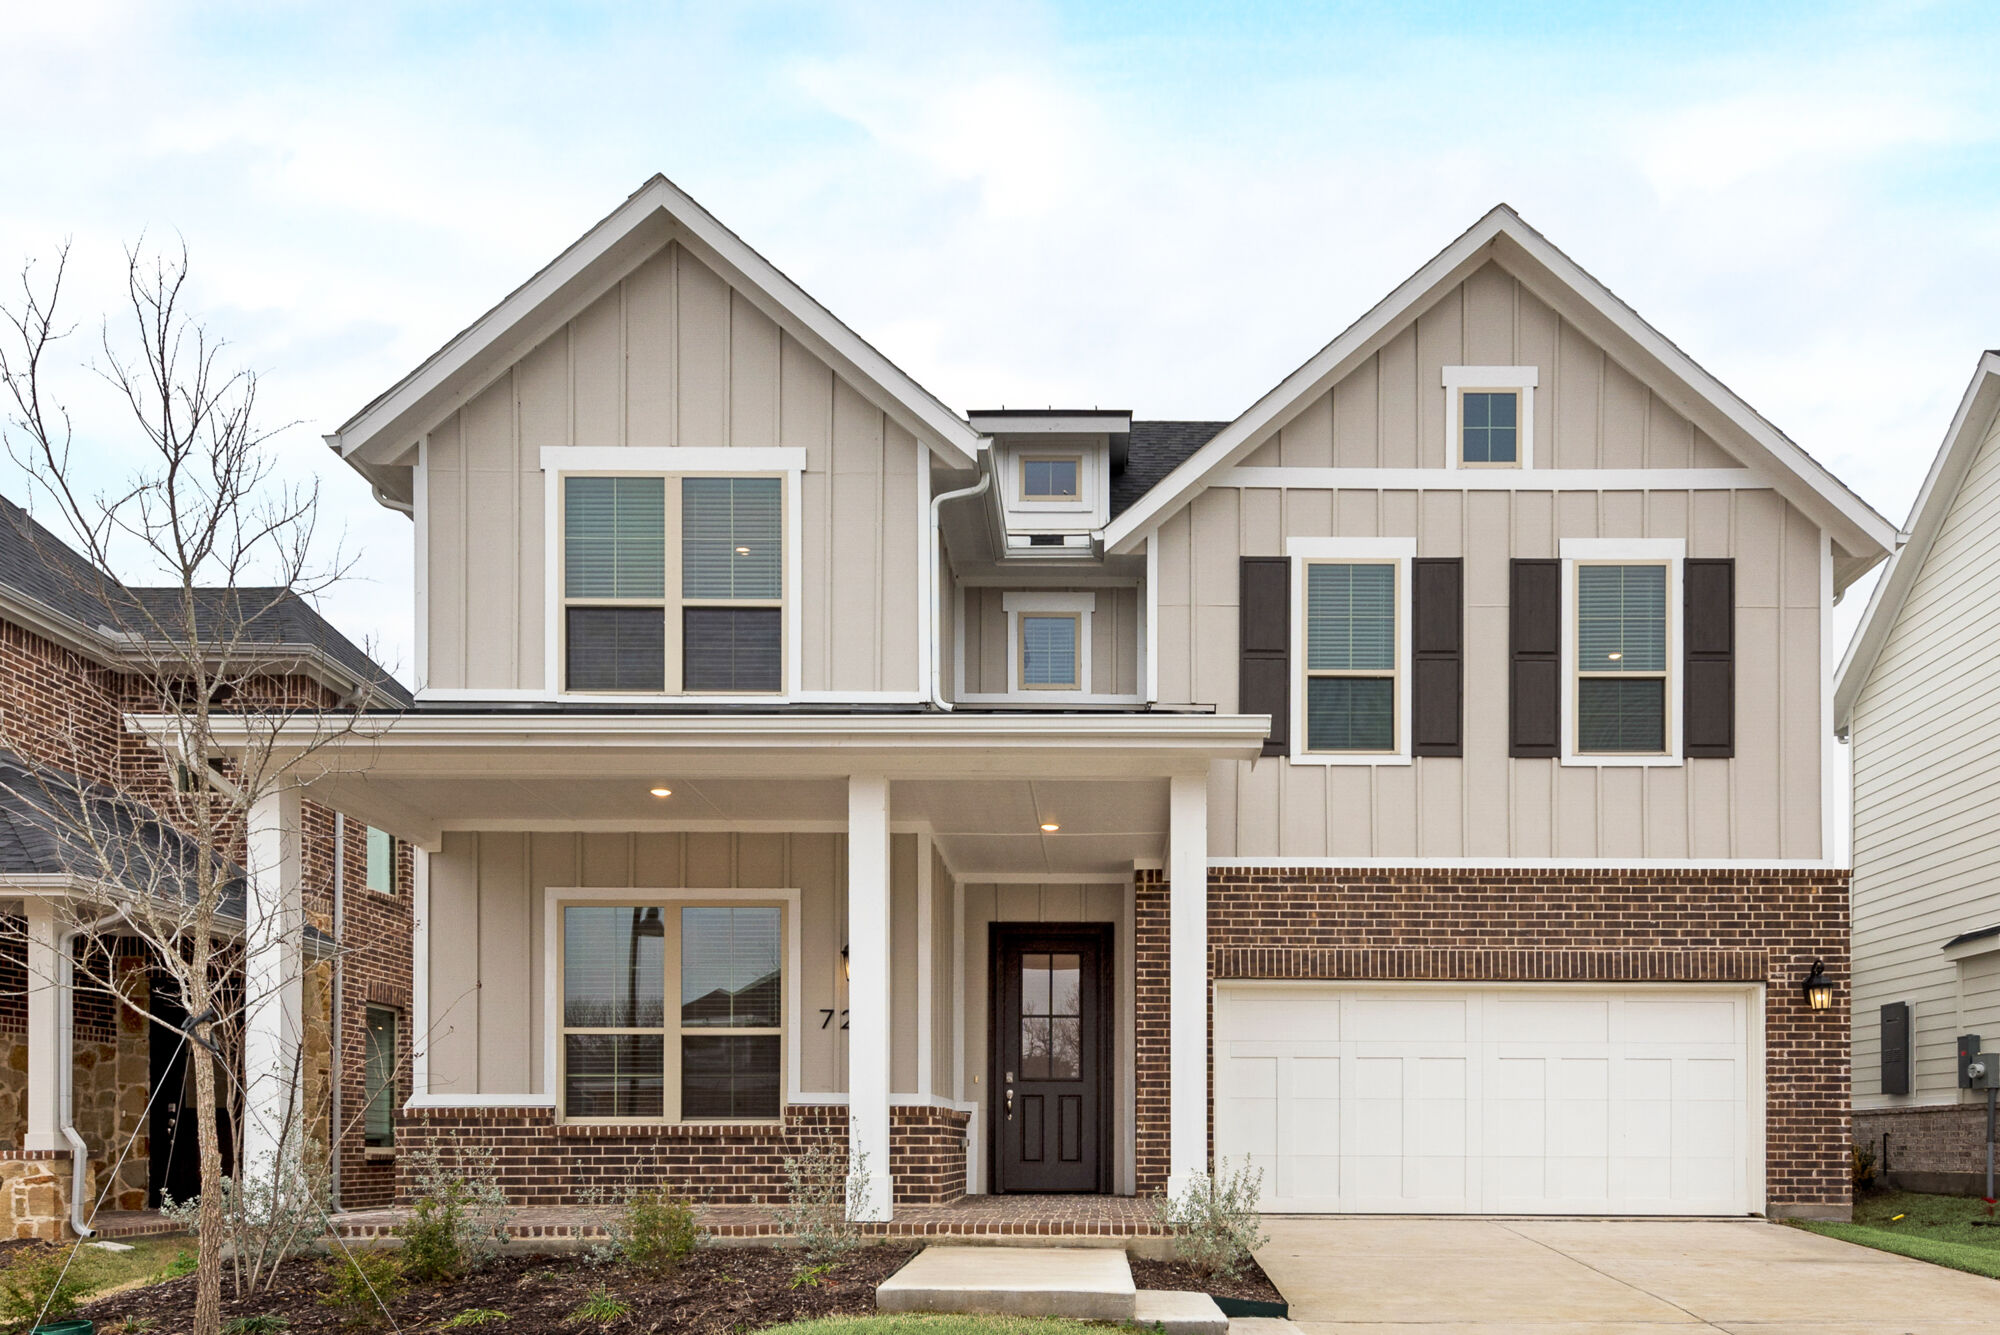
top-left (1839, 352), bottom-right (2000, 1191)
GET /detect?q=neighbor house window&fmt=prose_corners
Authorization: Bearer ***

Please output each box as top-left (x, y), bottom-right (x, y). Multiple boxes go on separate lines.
top-left (364, 826), bottom-right (397, 894)
top-left (363, 1006), bottom-right (398, 1149)
top-left (561, 474), bottom-right (782, 694)
top-left (1019, 614), bottom-right (1080, 689)
top-left (1575, 563), bottom-right (1668, 753)
top-left (1021, 456), bottom-right (1081, 501)
top-left (560, 903), bottom-right (783, 1122)
top-left (1460, 390), bottom-right (1519, 466)
top-left (1303, 562), bottom-right (1398, 753)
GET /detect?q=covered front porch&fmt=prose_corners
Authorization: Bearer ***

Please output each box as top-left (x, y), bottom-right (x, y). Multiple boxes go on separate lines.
top-left (182, 711), bottom-right (1263, 1218)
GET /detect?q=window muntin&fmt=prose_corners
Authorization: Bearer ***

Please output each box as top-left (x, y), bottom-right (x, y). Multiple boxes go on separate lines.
top-left (1303, 561), bottom-right (1398, 752)
top-left (557, 902), bottom-right (784, 1123)
top-left (1575, 563), bottom-right (1668, 754)
top-left (1021, 456), bottom-right (1081, 501)
top-left (364, 826), bottom-right (396, 894)
top-left (559, 474), bottom-right (782, 694)
top-left (1018, 613), bottom-right (1081, 689)
top-left (1020, 952), bottom-right (1082, 1080)
top-left (1460, 390), bottom-right (1519, 466)
top-left (363, 1006), bottom-right (398, 1149)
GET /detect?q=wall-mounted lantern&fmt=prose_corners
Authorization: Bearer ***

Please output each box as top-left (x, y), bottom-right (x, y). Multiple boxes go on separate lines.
top-left (1802, 961), bottom-right (1834, 1012)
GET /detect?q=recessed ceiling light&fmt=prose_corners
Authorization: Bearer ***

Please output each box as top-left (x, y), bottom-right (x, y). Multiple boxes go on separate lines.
top-left (1040, 821), bottom-right (1060, 833)
top-left (1607, 651), bottom-right (1623, 661)
top-left (736, 546), bottom-right (751, 555)
top-left (649, 786), bottom-right (673, 798)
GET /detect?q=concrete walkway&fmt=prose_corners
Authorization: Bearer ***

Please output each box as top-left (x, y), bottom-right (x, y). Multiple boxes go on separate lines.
top-left (1256, 1216), bottom-right (1998, 1334)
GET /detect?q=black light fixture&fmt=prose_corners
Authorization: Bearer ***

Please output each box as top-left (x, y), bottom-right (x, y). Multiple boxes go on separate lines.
top-left (1802, 960), bottom-right (1834, 1011)
top-left (841, 943), bottom-right (850, 981)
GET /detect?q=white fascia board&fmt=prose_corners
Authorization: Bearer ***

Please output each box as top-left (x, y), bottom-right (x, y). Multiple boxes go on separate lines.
top-left (1835, 354), bottom-right (2000, 730)
top-left (971, 414), bottom-right (1131, 434)
top-left (1221, 468), bottom-right (1763, 492)
top-left (329, 175), bottom-right (981, 470)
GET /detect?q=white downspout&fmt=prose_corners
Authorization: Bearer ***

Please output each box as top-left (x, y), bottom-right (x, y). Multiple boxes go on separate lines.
top-left (927, 457), bottom-right (991, 711)
top-left (59, 909), bottom-right (127, 1239)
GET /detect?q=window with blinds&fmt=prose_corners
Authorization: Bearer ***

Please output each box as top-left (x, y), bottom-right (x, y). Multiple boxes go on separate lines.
top-left (1018, 613), bottom-right (1080, 689)
top-left (1304, 561), bottom-right (1398, 752)
top-left (560, 474), bottom-right (782, 694)
top-left (558, 902), bottom-right (784, 1123)
top-left (1575, 563), bottom-right (1668, 753)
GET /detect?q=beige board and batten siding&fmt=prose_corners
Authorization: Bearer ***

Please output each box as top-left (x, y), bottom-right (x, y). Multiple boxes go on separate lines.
top-left (958, 586), bottom-right (1142, 696)
top-left (1152, 262), bottom-right (1824, 862)
top-left (1850, 408), bottom-right (2000, 1109)
top-left (422, 240), bottom-right (923, 695)
top-left (957, 881), bottom-right (1135, 1195)
top-left (424, 830), bottom-right (935, 1102)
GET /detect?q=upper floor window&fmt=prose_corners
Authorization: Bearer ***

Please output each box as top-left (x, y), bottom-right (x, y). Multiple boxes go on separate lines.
top-left (1443, 366), bottom-right (1538, 469)
top-left (365, 825), bottom-right (397, 894)
top-left (1304, 562), bottom-right (1398, 753)
top-left (561, 474), bottom-right (782, 694)
top-left (1019, 613), bottom-right (1081, 689)
top-left (1574, 563), bottom-right (1668, 754)
top-left (1021, 456), bottom-right (1081, 501)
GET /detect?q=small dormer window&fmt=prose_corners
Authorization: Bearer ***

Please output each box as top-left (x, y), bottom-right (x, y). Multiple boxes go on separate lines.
top-left (1021, 456), bottom-right (1081, 501)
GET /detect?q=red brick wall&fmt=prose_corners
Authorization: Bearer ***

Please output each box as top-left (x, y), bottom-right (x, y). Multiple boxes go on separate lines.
top-left (398, 1104), bottom-right (965, 1207)
top-left (1134, 865), bottom-right (1851, 1216)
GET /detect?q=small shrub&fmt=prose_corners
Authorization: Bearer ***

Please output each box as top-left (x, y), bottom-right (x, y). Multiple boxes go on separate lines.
top-left (1154, 1158), bottom-right (1270, 1281)
top-left (395, 1147), bottom-right (514, 1283)
top-left (223, 1318), bottom-right (293, 1335)
top-left (318, 1249), bottom-right (408, 1328)
top-left (0, 1244), bottom-right (88, 1331)
top-left (566, 1285), bottom-right (631, 1327)
top-left (789, 1261), bottom-right (836, 1289)
top-left (438, 1311), bottom-right (512, 1328)
top-left (773, 1146), bottom-right (871, 1270)
top-left (1851, 1143), bottom-right (1879, 1189)
top-left (153, 1248), bottom-right (199, 1282)
top-left (597, 1188), bottom-right (703, 1275)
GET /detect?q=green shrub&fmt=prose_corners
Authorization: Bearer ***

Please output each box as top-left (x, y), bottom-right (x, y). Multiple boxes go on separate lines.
top-left (222, 1317), bottom-right (292, 1335)
top-left (153, 1248), bottom-right (199, 1282)
top-left (0, 1243), bottom-right (88, 1332)
top-left (438, 1311), bottom-right (511, 1328)
top-left (1852, 1143), bottom-right (1880, 1189)
top-left (773, 1146), bottom-right (871, 1271)
top-left (317, 1249), bottom-right (407, 1328)
top-left (603, 1188), bottom-right (702, 1275)
top-left (566, 1285), bottom-right (631, 1327)
top-left (394, 1147), bottom-right (514, 1283)
top-left (1153, 1158), bottom-right (1271, 1281)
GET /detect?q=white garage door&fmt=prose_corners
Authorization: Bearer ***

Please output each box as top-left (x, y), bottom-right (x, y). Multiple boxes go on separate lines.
top-left (1213, 984), bottom-right (1759, 1215)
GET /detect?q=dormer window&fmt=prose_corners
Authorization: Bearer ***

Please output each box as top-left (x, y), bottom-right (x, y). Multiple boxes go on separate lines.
top-left (1022, 456), bottom-right (1082, 501)
top-left (1443, 367), bottom-right (1538, 470)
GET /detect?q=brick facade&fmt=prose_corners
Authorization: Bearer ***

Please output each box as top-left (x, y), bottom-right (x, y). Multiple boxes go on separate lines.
top-left (1854, 1104), bottom-right (1996, 1195)
top-left (399, 1103), bottom-right (965, 1207)
top-left (1134, 865), bottom-right (1851, 1217)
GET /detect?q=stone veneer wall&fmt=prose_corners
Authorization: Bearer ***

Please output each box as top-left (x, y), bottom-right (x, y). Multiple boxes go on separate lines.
top-left (0, 1150), bottom-right (96, 1240)
top-left (399, 1104), bottom-right (966, 1207)
top-left (1133, 866), bottom-right (1852, 1218)
top-left (1854, 1105), bottom-right (1996, 1195)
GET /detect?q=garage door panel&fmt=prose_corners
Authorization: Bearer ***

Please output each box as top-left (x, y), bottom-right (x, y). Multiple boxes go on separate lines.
top-left (1213, 985), bottom-right (1757, 1216)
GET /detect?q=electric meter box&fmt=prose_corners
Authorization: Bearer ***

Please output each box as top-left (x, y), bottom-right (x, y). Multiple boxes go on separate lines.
top-left (1971, 1055), bottom-right (2000, 1091)
top-left (1960, 1034), bottom-right (1984, 1089)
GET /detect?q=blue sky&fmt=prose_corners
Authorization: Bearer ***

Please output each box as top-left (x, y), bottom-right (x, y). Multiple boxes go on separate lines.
top-left (2, 0), bottom-right (1997, 683)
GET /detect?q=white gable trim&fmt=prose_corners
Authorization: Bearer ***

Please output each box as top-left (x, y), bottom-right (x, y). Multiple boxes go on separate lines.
top-left (327, 175), bottom-right (982, 473)
top-left (1101, 207), bottom-right (1896, 575)
top-left (1835, 352), bottom-right (2000, 731)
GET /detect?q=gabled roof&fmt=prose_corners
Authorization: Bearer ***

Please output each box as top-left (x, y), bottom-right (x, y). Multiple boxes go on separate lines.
top-left (328, 174), bottom-right (985, 496)
top-left (1111, 422), bottom-right (1229, 518)
top-left (1834, 351), bottom-right (2000, 730)
top-left (1100, 205), bottom-right (1898, 587)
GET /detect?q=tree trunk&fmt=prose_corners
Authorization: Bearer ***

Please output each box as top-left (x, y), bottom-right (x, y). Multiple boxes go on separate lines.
top-left (189, 954), bottom-right (225, 1335)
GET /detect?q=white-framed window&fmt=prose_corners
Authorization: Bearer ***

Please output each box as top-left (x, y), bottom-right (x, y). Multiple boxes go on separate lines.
top-left (364, 826), bottom-right (397, 894)
top-left (1443, 366), bottom-right (1538, 469)
top-left (1020, 455), bottom-right (1082, 501)
top-left (1560, 538), bottom-right (1683, 766)
top-left (1286, 537), bottom-right (1414, 764)
top-left (542, 448), bottom-right (803, 699)
top-left (551, 894), bottom-right (793, 1124)
top-left (1001, 591), bottom-right (1096, 696)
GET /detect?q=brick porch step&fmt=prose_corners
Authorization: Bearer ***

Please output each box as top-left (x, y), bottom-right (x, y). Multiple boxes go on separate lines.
top-left (876, 1245), bottom-right (1137, 1320)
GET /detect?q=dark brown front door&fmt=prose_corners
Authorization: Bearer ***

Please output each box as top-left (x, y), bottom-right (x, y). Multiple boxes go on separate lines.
top-left (991, 923), bottom-right (1111, 1193)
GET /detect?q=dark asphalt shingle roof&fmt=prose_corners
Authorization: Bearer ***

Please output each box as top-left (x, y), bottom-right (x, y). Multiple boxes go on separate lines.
top-left (1110, 421), bottom-right (1231, 519)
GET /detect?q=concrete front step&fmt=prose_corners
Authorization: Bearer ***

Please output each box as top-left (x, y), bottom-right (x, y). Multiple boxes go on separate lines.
top-left (1133, 1288), bottom-right (1229, 1335)
top-left (876, 1245), bottom-right (1137, 1320)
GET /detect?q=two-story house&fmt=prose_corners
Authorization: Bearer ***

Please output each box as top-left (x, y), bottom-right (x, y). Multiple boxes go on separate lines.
top-left (228, 177), bottom-right (1889, 1222)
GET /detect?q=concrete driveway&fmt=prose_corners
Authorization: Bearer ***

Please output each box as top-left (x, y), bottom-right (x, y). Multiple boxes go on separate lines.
top-left (1254, 1216), bottom-right (1997, 1334)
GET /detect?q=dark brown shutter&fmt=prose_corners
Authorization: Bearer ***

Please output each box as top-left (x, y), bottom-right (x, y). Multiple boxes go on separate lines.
top-left (1412, 558), bottom-right (1462, 757)
top-left (1880, 1001), bottom-right (1911, 1096)
top-left (1240, 558), bottom-right (1290, 757)
top-left (1684, 558), bottom-right (1735, 759)
top-left (1509, 559), bottom-right (1561, 758)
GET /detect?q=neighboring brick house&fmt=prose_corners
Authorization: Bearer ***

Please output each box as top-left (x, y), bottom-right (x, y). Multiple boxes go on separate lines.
top-left (0, 496), bottom-right (413, 1236)
top-left (288, 177), bottom-right (1889, 1223)
top-left (1837, 352), bottom-right (2000, 1194)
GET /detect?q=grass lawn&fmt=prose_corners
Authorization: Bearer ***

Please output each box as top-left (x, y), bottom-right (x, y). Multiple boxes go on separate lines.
top-left (6, 1233), bottom-right (197, 1302)
top-left (1793, 1190), bottom-right (2000, 1280)
top-left (762, 1319), bottom-right (1113, 1335)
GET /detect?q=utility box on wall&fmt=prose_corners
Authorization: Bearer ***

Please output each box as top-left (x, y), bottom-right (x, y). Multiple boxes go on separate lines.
top-left (1881, 1002), bottom-right (1911, 1095)
top-left (1960, 1034), bottom-right (1985, 1089)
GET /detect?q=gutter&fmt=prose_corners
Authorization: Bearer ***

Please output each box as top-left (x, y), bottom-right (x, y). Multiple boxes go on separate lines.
top-left (59, 908), bottom-right (127, 1239)
top-left (330, 813), bottom-right (345, 1210)
top-left (926, 455), bottom-right (992, 711)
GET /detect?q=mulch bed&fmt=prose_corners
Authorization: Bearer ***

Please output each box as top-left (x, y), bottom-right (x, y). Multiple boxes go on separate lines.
top-left (1128, 1253), bottom-right (1282, 1303)
top-left (86, 1244), bottom-right (918, 1335)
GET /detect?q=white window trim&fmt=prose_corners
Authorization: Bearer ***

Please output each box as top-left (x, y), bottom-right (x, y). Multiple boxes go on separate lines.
top-left (1001, 591), bottom-right (1095, 697)
top-left (540, 885), bottom-right (803, 1122)
top-left (1559, 537), bottom-right (1684, 768)
top-left (1001, 443), bottom-right (1110, 526)
top-left (1443, 366), bottom-right (1538, 470)
top-left (1285, 537), bottom-right (1415, 766)
top-left (540, 446), bottom-right (804, 703)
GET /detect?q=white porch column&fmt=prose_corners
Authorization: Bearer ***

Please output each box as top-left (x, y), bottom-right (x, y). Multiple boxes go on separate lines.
top-left (1168, 771), bottom-right (1209, 1196)
top-left (242, 781), bottom-right (306, 1176)
top-left (22, 899), bottom-right (64, 1153)
top-left (846, 775), bottom-right (893, 1221)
